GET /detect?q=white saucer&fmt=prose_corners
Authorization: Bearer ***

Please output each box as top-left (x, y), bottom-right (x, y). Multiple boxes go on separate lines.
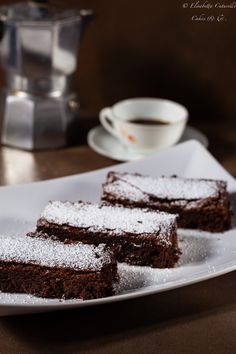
top-left (87, 125), bottom-right (209, 161)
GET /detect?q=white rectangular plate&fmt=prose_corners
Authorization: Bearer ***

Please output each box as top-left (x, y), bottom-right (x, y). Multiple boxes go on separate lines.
top-left (0, 140), bottom-right (235, 316)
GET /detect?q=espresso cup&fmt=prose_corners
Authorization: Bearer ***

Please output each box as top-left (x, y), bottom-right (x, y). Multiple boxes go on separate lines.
top-left (99, 98), bottom-right (188, 154)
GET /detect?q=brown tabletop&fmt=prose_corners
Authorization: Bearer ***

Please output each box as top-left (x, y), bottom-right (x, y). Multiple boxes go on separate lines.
top-left (0, 121), bottom-right (235, 354)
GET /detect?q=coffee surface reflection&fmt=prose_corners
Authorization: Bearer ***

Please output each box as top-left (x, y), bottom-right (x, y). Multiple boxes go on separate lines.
top-left (128, 118), bottom-right (169, 125)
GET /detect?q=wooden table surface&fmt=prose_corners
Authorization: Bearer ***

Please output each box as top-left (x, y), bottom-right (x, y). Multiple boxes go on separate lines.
top-left (0, 120), bottom-right (235, 354)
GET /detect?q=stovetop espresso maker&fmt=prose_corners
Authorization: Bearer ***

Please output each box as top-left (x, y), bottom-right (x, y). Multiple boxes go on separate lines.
top-left (0, 0), bottom-right (92, 150)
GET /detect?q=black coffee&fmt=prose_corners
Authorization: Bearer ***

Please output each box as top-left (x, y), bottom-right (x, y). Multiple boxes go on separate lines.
top-left (128, 118), bottom-right (169, 125)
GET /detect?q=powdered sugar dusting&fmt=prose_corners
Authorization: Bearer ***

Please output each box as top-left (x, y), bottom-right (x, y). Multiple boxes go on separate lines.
top-left (0, 235), bottom-right (112, 271)
top-left (41, 201), bottom-right (176, 238)
top-left (105, 179), bottom-right (149, 203)
top-left (114, 231), bottom-right (220, 294)
top-left (110, 172), bottom-right (221, 200)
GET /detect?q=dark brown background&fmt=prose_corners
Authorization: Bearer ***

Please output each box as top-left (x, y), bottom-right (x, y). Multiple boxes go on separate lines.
top-left (76, 0), bottom-right (236, 127)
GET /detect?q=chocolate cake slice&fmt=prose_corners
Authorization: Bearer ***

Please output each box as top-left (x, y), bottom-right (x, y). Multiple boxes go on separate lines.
top-left (102, 172), bottom-right (231, 232)
top-left (0, 235), bottom-right (117, 300)
top-left (35, 201), bottom-right (179, 268)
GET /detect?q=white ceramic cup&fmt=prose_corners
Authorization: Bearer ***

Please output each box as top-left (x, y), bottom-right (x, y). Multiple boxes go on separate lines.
top-left (99, 98), bottom-right (188, 154)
